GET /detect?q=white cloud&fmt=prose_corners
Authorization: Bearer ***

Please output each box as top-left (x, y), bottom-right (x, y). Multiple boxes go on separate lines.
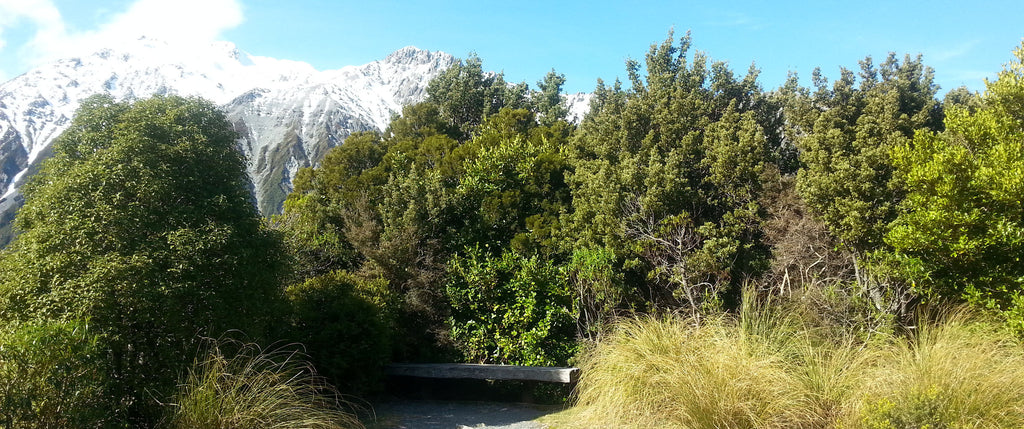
top-left (0, 0), bottom-right (66, 79)
top-left (82, 0), bottom-right (243, 51)
top-left (0, 0), bottom-right (66, 53)
top-left (926, 40), bottom-right (981, 63)
top-left (0, 0), bottom-right (243, 74)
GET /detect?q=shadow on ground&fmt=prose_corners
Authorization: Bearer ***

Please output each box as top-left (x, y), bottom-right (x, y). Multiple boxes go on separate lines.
top-left (368, 400), bottom-right (562, 429)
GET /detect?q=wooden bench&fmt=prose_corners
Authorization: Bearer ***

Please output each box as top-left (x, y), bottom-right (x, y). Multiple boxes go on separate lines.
top-left (385, 363), bottom-right (580, 384)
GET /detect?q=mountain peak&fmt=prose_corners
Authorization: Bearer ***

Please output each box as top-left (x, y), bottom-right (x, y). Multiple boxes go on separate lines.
top-left (0, 41), bottom-right (459, 225)
top-left (387, 46), bottom-right (426, 59)
top-left (385, 46), bottom-right (453, 65)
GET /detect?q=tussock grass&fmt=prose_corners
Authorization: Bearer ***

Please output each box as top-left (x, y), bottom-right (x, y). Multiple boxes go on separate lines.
top-left (165, 339), bottom-right (364, 429)
top-left (558, 301), bottom-right (1024, 429)
top-left (570, 302), bottom-right (803, 428)
top-left (845, 310), bottom-right (1024, 428)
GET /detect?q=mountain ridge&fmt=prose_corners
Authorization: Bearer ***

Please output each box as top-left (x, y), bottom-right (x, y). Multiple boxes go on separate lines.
top-left (0, 38), bottom-right (457, 219)
top-left (0, 38), bottom-right (591, 242)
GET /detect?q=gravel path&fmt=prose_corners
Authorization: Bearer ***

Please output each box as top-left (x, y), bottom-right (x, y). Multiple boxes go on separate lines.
top-left (368, 400), bottom-right (561, 429)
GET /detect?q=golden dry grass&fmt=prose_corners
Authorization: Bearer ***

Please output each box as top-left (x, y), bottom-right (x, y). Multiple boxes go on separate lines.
top-left (552, 303), bottom-right (1024, 429)
top-left (165, 339), bottom-right (364, 429)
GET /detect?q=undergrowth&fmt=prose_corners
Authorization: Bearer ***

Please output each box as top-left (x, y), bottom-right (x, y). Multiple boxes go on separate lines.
top-left (554, 297), bottom-right (1024, 428)
top-left (165, 338), bottom-right (364, 429)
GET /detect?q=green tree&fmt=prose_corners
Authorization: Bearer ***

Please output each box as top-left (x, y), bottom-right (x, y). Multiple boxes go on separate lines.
top-left (886, 43), bottom-right (1024, 331)
top-left (0, 95), bottom-right (287, 423)
top-left (426, 54), bottom-right (528, 141)
top-left (276, 131), bottom-right (387, 281)
top-left (563, 32), bottom-right (779, 313)
top-left (795, 54), bottom-right (944, 253)
top-left (450, 108), bottom-right (573, 255)
top-left (532, 69), bottom-right (570, 127)
top-left (279, 52), bottom-right (579, 362)
top-left (943, 85), bottom-right (983, 113)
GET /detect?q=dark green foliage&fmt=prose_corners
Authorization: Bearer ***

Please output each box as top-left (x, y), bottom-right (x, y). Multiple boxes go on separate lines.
top-left (0, 320), bottom-right (108, 428)
top-left (771, 73), bottom-right (814, 174)
top-left (0, 95), bottom-right (288, 423)
top-left (286, 271), bottom-right (395, 394)
top-left (280, 59), bottom-right (576, 359)
top-left (563, 32), bottom-right (779, 313)
top-left (451, 108), bottom-right (573, 254)
top-left (943, 85), bottom-right (983, 113)
top-left (446, 246), bottom-right (576, 366)
top-left (794, 53), bottom-right (944, 252)
top-left (532, 69), bottom-right (570, 127)
top-left (425, 54), bottom-right (528, 141)
top-left (274, 131), bottom-right (388, 281)
top-left (567, 247), bottom-right (630, 340)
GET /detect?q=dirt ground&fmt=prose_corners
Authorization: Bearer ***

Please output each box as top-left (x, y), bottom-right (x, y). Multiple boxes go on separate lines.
top-left (366, 400), bottom-right (562, 429)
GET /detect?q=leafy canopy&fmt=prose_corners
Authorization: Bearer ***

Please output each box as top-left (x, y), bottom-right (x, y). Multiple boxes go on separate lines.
top-left (794, 53), bottom-right (943, 252)
top-left (563, 32), bottom-right (780, 312)
top-left (886, 43), bottom-right (1024, 331)
top-left (0, 94), bottom-right (287, 422)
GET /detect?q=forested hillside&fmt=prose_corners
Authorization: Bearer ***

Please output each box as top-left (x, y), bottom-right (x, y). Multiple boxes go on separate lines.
top-left (0, 32), bottom-right (1022, 428)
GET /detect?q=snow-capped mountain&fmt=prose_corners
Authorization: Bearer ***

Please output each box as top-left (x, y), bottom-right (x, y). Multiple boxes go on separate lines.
top-left (565, 92), bottom-right (593, 124)
top-left (0, 37), bottom-right (457, 219)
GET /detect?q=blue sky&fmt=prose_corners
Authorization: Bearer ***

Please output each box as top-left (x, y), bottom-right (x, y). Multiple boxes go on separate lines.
top-left (1, 0), bottom-right (1022, 95)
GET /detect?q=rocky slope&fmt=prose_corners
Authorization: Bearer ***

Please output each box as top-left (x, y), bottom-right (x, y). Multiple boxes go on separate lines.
top-left (0, 38), bottom-right (593, 243)
top-left (0, 37), bottom-right (457, 219)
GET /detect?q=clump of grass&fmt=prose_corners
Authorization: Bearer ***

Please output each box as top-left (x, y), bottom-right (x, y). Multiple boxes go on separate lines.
top-left (561, 290), bottom-right (876, 428)
top-left (568, 309), bottom-right (802, 428)
top-left (779, 335), bottom-right (868, 428)
top-left (844, 310), bottom-right (1024, 428)
top-left (165, 338), bottom-right (364, 429)
top-left (556, 301), bottom-right (1024, 429)
top-left (741, 294), bottom-right (873, 428)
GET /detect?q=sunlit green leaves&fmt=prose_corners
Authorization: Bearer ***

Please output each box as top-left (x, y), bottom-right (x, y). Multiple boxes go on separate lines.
top-left (795, 53), bottom-right (943, 252)
top-left (446, 246), bottom-right (576, 366)
top-left (0, 95), bottom-right (287, 422)
top-left (885, 43), bottom-right (1024, 330)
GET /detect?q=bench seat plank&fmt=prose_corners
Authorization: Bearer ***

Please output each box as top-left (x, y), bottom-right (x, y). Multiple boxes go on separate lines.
top-left (386, 363), bottom-right (580, 383)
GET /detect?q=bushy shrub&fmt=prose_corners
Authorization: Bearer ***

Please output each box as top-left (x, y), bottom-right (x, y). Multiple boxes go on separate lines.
top-left (0, 320), bottom-right (108, 428)
top-left (165, 338), bottom-right (363, 429)
top-left (0, 95), bottom-right (289, 423)
top-left (884, 43), bottom-right (1024, 333)
top-left (286, 270), bottom-right (395, 394)
top-left (567, 247), bottom-right (629, 341)
top-left (446, 246), bottom-right (577, 366)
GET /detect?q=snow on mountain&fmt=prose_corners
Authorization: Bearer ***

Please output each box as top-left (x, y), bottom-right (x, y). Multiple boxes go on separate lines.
top-left (0, 37), bottom-right (457, 220)
top-left (565, 92), bottom-right (593, 124)
top-left (0, 38), bottom-right (593, 241)
top-left (223, 46), bottom-right (457, 213)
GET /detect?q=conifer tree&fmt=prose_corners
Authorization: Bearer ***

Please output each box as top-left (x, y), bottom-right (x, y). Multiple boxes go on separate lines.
top-left (795, 54), bottom-right (943, 253)
top-left (564, 32), bottom-right (779, 312)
